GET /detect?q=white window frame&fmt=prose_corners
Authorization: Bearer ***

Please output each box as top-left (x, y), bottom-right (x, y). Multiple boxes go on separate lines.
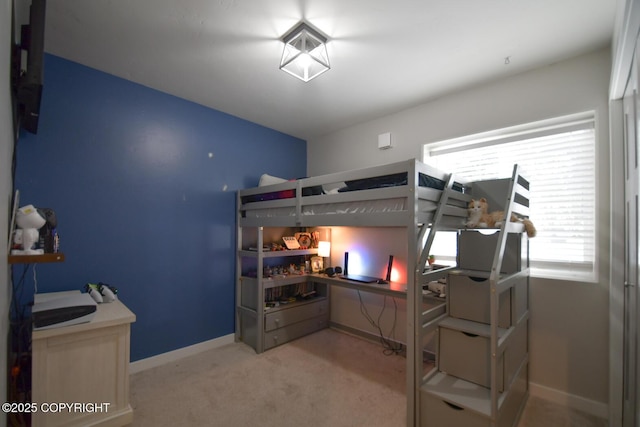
top-left (422, 111), bottom-right (597, 283)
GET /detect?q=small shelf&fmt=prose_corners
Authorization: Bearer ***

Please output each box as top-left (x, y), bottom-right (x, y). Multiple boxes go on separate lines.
top-left (264, 295), bottom-right (327, 314)
top-left (8, 253), bottom-right (65, 264)
top-left (239, 248), bottom-right (319, 258)
top-left (438, 317), bottom-right (508, 339)
top-left (241, 274), bottom-right (310, 289)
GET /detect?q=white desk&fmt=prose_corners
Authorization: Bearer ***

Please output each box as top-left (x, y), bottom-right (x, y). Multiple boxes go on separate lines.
top-left (307, 274), bottom-right (408, 298)
top-left (32, 296), bottom-right (136, 427)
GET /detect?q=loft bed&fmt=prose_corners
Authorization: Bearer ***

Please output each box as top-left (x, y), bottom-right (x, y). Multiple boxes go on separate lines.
top-left (237, 158), bottom-right (473, 426)
top-left (238, 158), bottom-right (471, 229)
top-left (236, 159), bottom-right (532, 427)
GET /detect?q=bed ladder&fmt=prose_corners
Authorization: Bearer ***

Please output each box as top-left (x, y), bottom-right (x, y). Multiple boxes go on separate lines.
top-left (487, 164), bottom-right (531, 426)
top-left (416, 164), bottom-right (530, 427)
top-left (411, 170), bottom-right (463, 426)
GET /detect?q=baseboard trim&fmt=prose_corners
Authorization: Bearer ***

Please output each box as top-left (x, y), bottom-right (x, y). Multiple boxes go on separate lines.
top-left (529, 381), bottom-right (608, 420)
top-left (130, 334), bottom-right (235, 374)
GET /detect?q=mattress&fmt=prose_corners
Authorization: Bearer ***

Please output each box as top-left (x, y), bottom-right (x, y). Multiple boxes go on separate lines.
top-left (238, 160), bottom-right (471, 227)
top-left (241, 171), bottom-right (466, 205)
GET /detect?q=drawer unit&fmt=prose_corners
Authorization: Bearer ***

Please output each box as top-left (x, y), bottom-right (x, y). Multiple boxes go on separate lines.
top-left (420, 364), bottom-right (528, 427)
top-left (439, 326), bottom-right (505, 391)
top-left (265, 298), bottom-right (328, 332)
top-left (457, 230), bottom-right (526, 274)
top-left (421, 175), bottom-right (530, 427)
top-left (421, 394), bottom-right (490, 427)
top-left (264, 315), bottom-right (328, 350)
top-left (448, 274), bottom-right (512, 328)
top-left (238, 297), bottom-right (329, 353)
top-left (439, 319), bottom-right (528, 392)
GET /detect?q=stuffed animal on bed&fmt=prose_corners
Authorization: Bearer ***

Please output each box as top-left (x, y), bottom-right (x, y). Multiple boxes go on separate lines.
top-left (466, 198), bottom-right (536, 238)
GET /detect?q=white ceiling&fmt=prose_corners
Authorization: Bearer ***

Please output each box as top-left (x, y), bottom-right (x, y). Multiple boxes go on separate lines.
top-left (39, 0), bottom-right (617, 140)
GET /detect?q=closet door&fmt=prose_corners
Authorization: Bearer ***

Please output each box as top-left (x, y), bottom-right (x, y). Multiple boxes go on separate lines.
top-left (623, 46), bottom-right (640, 427)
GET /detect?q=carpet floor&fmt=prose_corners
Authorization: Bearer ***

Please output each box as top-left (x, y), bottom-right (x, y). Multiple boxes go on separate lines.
top-left (129, 328), bottom-right (607, 427)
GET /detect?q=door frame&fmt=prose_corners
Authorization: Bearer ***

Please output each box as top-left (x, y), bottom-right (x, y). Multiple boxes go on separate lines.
top-left (611, 2), bottom-right (640, 427)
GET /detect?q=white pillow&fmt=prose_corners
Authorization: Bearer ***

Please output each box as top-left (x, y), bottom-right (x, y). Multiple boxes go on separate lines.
top-left (259, 173), bottom-right (288, 187)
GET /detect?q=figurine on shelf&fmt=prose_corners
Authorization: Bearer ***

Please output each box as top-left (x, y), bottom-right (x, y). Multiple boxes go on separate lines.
top-left (11, 205), bottom-right (46, 255)
top-left (311, 231), bottom-right (320, 248)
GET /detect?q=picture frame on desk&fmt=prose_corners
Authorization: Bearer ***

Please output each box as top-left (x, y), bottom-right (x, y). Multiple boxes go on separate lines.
top-left (311, 256), bottom-right (323, 273)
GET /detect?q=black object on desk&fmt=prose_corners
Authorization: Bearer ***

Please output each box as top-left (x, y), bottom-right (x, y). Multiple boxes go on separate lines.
top-left (340, 274), bottom-right (379, 283)
top-left (340, 252), bottom-right (394, 284)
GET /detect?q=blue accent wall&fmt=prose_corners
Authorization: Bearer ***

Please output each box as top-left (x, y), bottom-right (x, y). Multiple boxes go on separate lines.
top-left (14, 54), bottom-right (306, 361)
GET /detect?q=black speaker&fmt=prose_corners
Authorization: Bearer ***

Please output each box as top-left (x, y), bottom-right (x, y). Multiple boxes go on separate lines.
top-left (386, 255), bottom-right (394, 282)
top-left (344, 252), bottom-right (349, 275)
top-left (325, 267), bottom-right (335, 277)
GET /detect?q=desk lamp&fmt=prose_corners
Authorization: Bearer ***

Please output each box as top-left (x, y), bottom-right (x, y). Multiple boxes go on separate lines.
top-left (313, 241), bottom-right (330, 272)
top-left (318, 241), bottom-right (330, 257)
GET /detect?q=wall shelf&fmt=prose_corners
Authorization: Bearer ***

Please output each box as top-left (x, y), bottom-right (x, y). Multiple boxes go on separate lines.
top-left (8, 253), bottom-right (65, 264)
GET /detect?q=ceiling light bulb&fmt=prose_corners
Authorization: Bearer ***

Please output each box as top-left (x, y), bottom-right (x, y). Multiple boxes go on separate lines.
top-left (299, 53), bottom-right (312, 69)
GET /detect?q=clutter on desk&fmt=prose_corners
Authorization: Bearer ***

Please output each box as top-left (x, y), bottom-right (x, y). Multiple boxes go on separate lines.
top-left (424, 277), bottom-right (447, 298)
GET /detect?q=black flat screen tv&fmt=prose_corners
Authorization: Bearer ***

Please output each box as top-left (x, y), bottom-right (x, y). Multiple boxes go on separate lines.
top-left (12, 0), bottom-right (46, 135)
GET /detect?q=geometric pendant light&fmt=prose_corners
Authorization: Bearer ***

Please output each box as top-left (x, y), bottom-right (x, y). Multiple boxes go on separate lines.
top-left (279, 22), bottom-right (330, 82)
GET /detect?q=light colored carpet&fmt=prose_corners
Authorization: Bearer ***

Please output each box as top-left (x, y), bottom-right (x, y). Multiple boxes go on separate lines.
top-left (129, 328), bottom-right (606, 427)
top-left (517, 396), bottom-right (608, 427)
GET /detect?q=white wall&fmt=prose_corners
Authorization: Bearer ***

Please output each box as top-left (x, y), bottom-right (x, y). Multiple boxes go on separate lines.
top-left (0, 0), bottom-right (15, 425)
top-left (308, 48), bottom-right (611, 411)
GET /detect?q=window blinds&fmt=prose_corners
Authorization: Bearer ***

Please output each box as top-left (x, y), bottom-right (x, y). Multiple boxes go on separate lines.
top-left (423, 115), bottom-right (596, 278)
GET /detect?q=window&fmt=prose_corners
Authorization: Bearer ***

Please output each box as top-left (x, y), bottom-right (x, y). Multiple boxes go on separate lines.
top-left (423, 112), bottom-right (596, 282)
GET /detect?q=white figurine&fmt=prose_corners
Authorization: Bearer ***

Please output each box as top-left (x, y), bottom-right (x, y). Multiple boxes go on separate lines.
top-left (12, 205), bottom-right (46, 255)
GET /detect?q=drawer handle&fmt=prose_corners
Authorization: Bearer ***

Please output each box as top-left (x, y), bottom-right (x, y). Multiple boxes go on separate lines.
top-left (443, 401), bottom-right (464, 411)
top-left (469, 276), bottom-right (487, 282)
top-left (274, 318), bottom-right (280, 324)
top-left (462, 332), bottom-right (479, 338)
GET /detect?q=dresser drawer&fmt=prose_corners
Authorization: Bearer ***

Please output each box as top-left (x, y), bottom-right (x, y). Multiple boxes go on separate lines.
top-left (264, 315), bottom-right (328, 350)
top-left (420, 365), bottom-right (528, 427)
top-left (264, 298), bottom-right (329, 332)
top-left (448, 274), bottom-right (511, 328)
top-left (457, 230), bottom-right (525, 273)
top-left (421, 392), bottom-right (490, 427)
top-left (439, 326), bottom-right (505, 391)
top-left (439, 318), bottom-right (527, 392)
